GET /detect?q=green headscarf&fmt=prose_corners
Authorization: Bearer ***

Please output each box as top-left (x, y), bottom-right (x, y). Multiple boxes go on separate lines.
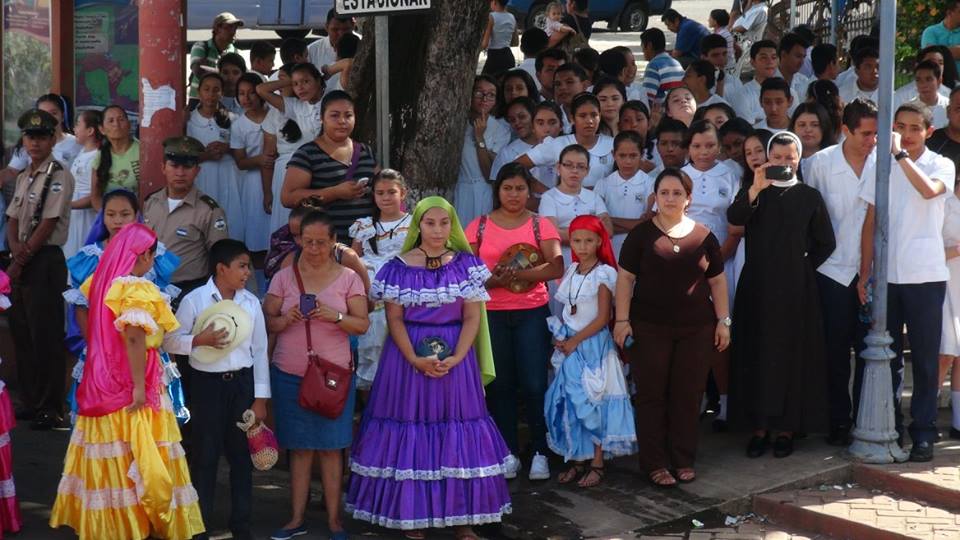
top-left (401, 196), bottom-right (496, 385)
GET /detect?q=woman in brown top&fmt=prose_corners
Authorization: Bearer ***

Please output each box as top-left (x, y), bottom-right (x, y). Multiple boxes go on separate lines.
top-left (613, 168), bottom-right (731, 487)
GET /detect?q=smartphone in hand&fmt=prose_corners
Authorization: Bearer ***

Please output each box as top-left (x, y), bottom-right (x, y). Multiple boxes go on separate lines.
top-left (299, 293), bottom-right (317, 315)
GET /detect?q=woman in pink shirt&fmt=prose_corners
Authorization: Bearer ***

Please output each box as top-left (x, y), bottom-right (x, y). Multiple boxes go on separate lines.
top-left (263, 210), bottom-right (370, 540)
top-left (465, 162), bottom-right (564, 481)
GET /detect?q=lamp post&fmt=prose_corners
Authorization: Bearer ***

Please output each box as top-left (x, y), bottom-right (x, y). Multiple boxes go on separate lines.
top-left (848, 0), bottom-right (908, 464)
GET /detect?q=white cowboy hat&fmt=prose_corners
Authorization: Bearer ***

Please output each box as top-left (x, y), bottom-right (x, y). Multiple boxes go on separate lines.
top-left (190, 300), bottom-right (253, 364)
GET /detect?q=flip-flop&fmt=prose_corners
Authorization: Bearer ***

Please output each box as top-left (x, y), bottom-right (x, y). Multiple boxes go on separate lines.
top-left (558, 463), bottom-right (586, 484)
top-left (675, 467), bottom-right (696, 483)
top-left (649, 468), bottom-right (677, 488)
top-left (577, 465), bottom-right (605, 488)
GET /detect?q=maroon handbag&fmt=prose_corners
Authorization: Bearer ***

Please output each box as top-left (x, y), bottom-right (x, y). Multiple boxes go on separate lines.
top-left (293, 261), bottom-right (352, 419)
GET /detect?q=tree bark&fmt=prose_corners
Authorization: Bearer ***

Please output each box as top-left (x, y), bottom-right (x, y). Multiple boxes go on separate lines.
top-left (348, 0), bottom-right (489, 195)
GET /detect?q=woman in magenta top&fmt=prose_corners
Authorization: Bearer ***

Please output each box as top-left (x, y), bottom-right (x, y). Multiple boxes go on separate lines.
top-left (263, 210), bottom-right (370, 539)
top-left (465, 162), bottom-right (564, 481)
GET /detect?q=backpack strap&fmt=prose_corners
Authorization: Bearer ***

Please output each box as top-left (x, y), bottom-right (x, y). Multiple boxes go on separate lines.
top-left (476, 214), bottom-right (488, 250)
top-left (532, 214), bottom-right (542, 245)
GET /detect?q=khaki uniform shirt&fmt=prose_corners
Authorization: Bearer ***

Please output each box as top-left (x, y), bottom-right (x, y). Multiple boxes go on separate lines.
top-left (143, 186), bottom-right (228, 283)
top-left (5, 154), bottom-right (74, 246)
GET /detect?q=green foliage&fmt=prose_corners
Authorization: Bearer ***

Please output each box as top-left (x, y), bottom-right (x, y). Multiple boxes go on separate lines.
top-left (2, 32), bottom-right (52, 142)
top-left (895, 0), bottom-right (940, 72)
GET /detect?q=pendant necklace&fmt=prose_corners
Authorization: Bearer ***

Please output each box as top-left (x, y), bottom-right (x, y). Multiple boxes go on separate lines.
top-left (377, 213), bottom-right (410, 240)
top-left (420, 247), bottom-right (452, 270)
top-left (656, 215), bottom-right (682, 253)
top-left (568, 260), bottom-right (600, 315)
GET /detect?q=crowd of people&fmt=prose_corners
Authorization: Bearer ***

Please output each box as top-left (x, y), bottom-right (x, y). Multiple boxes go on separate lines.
top-left (2, 0), bottom-right (960, 539)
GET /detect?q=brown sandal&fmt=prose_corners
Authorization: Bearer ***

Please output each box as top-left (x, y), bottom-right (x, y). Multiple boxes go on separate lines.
top-left (577, 465), bottom-right (604, 488)
top-left (649, 468), bottom-right (677, 487)
top-left (558, 463), bottom-right (586, 484)
top-left (675, 467), bottom-right (696, 483)
top-left (404, 531), bottom-right (426, 540)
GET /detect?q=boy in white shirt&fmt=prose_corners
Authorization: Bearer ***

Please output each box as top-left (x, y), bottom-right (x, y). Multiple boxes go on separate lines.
top-left (163, 239), bottom-right (270, 540)
top-left (839, 48), bottom-right (879, 105)
top-left (803, 98), bottom-right (878, 446)
top-left (755, 77), bottom-right (793, 131)
top-left (905, 61), bottom-right (951, 129)
top-left (859, 103), bottom-right (956, 462)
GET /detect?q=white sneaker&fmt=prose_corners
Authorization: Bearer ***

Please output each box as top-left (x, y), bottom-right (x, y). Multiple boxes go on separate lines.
top-left (528, 452), bottom-right (550, 481)
top-left (502, 454), bottom-right (520, 479)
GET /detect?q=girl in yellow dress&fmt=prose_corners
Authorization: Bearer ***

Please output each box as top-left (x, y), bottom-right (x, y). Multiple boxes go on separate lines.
top-left (50, 223), bottom-right (205, 539)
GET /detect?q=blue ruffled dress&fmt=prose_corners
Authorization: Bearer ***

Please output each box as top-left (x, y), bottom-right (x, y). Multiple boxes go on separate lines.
top-left (63, 242), bottom-right (190, 424)
top-left (544, 263), bottom-right (638, 461)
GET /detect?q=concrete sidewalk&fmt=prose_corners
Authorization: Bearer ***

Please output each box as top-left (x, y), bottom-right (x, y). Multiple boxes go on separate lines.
top-left (20, 418), bottom-right (854, 540)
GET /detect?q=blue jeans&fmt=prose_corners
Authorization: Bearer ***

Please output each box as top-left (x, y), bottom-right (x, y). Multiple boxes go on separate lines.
top-left (886, 282), bottom-right (946, 445)
top-left (485, 304), bottom-right (551, 455)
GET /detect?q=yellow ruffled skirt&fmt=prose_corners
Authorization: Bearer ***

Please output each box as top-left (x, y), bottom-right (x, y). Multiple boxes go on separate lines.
top-left (49, 397), bottom-right (205, 540)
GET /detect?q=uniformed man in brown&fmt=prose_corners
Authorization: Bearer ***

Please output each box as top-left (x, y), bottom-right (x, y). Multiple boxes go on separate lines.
top-left (5, 109), bottom-right (75, 429)
top-left (143, 136), bottom-right (229, 303)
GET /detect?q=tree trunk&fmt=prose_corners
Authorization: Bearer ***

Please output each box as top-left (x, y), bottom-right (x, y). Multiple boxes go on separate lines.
top-left (348, 0), bottom-right (489, 195)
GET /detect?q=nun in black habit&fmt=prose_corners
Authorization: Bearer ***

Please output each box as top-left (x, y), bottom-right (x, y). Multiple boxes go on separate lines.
top-left (727, 131), bottom-right (836, 459)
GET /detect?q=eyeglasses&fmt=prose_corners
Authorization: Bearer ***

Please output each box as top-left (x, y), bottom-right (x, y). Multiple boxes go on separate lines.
top-left (473, 91), bottom-right (497, 101)
top-left (561, 161), bottom-right (589, 172)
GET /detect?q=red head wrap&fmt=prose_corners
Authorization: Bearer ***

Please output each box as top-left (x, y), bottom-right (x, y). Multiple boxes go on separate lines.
top-left (569, 215), bottom-right (618, 269)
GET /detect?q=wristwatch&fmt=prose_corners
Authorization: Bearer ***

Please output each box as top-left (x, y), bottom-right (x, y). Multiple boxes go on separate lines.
top-left (335, 312), bottom-right (344, 324)
top-left (477, 140), bottom-right (487, 150)
top-left (719, 316), bottom-right (732, 327)
top-left (894, 150), bottom-right (910, 161)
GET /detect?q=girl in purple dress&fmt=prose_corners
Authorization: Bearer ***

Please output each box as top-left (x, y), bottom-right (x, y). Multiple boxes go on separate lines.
top-left (346, 196), bottom-right (512, 539)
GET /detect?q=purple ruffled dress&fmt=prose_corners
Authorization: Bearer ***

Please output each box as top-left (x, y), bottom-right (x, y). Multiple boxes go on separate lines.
top-left (345, 252), bottom-right (513, 530)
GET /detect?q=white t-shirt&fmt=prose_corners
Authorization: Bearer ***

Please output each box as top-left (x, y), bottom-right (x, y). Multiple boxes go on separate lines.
top-left (555, 262), bottom-right (618, 332)
top-left (69, 148), bottom-right (99, 198)
top-left (729, 78), bottom-right (801, 126)
top-left (525, 134), bottom-right (615, 189)
top-left (839, 78), bottom-right (879, 107)
top-left (282, 97), bottom-right (323, 142)
top-left (802, 143), bottom-right (875, 287)
top-left (860, 149), bottom-right (956, 284)
top-left (682, 161), bottom-right (739, 245)
top-left (906, 94), bottom-right (950, 129)
top-left (894, 82), bottom-right (952, 109)
top-left (262, 107), bottom-right (311, 157)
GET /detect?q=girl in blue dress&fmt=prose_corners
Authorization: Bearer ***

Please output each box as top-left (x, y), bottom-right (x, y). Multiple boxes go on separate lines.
top-left (63, 189), bottom-right (187, 424)
top-left (545, 214), bottom-right (637, 488)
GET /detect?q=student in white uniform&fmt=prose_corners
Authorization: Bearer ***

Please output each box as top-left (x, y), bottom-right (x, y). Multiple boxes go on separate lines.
top-left (230, 73), bottom-right (272, 256)
top-left (594, 131), bottom-right (654, 256)
top-left (187, 72), bottom-right (244, 241)
top-left (728, 41), bottom-right (801, 126)
top-left (802, 99), bottom-right (877, 446)
top-left (64, 110), bottom-right (102, 258)
top-left (595, 78), bottom-right (627, 137)
top-left (905, 61), bottom-right (951, 130)
top-left (839, 48), bottom-right (879, 106)
top-left (894, 47), bottom-right (953, 110)
top-left (218, 52), bottom-right (247, 115)
top-left (307, 9), bottom-right (356, 95)
top-left (256, 64), bottom-right (325, 234)
top-left (859, 102), bottom-right (956, 462)
top-left (3, 95), bottom-right (82, 184)
top-left (517, 93), bottom-right (615, 189)
top-left (455, 75), bottom-right (512, 225)
top-left (754, 77), bottom-right (793, 131)
top-left (939, 190), bottom-right (960, 441)
top-left (539, 143), bottom-right (614, 266)
top-left (527, 101), bottom-right (565, 201)
top-left (490, 97), bottom-right (540, 181)
top-left (790, 102), bottom-right (837, 173)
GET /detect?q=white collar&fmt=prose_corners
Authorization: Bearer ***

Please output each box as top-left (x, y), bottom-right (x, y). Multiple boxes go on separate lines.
top-left (771, 179), bottom-right (800, 188)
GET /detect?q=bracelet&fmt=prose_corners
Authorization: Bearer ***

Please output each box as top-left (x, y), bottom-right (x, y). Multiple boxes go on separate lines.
top-left (615, 319), bottom-right (630, 324)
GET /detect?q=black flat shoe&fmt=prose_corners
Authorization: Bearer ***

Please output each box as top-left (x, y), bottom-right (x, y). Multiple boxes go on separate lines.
top-left (773, 435), bottom-right (794, 458)
top-left (826, 425), bottom-right (851, 446)
top-left (909, 441), bottom-right (934, 462)
top-left (746, 434), bottom-right (769, 458)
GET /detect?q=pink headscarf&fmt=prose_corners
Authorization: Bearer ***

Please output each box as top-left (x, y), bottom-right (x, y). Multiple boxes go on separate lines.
top-left (77, 223), bottom-right (161, 417)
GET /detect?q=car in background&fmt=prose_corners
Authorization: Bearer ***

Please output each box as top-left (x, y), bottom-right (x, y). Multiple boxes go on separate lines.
top-left (187, 0), bottom-right (335, 39)
top-left (508, 0), bottom-right (673, 32)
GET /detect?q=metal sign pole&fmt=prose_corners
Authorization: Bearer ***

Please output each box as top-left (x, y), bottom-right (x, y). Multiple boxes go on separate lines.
top-left (790, 0), bottom-right (797, 28)
top-left (375, 15), bottom-right (390, 169)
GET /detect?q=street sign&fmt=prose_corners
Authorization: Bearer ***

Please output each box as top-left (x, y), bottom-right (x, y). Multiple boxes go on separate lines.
top-left (335, 0), bottom-right (431, 16)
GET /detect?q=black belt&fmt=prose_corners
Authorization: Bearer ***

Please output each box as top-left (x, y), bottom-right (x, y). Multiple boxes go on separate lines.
top-left (193, 366), bottom-right (252, 381)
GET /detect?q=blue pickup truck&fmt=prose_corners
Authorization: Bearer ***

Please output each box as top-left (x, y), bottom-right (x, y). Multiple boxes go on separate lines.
top-left (508, 0), bottom-right (673, 32)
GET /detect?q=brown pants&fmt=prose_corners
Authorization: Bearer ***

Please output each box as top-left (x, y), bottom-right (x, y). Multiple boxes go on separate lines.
top-left (631, 321), bottom-right (714, 473)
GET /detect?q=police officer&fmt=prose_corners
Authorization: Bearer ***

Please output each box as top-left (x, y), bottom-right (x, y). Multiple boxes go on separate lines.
top-left (5, 109), bottom-right (75, 429)
top-left (143, 136), bottom-right (229, 304)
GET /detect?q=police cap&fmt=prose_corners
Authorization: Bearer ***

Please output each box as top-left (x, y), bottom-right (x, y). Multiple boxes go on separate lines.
top-left (163, 136), bottom-right (204, 166)
top-left (18, 109), bottom-right (57, 136)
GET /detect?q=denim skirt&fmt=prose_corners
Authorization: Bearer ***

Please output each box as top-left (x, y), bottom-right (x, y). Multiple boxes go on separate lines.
top-left (271, 364), bottom-right (356, 450)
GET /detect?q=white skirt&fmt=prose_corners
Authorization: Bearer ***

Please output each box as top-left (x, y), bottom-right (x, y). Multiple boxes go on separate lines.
top-left (195, 157), bottom-right (244, 241)
top-left (63, 204), bottom-right (97, 260)
top-left (941, 257), bottom-right (960, 356)
top-left (453, 178), bottom-right (492, 226)
top-left (238, 168), bottom-right (271, 252)
top-left (357, 307), bottom-right (388, 390)
top-left (269, 153), bottom-right (293, 237)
